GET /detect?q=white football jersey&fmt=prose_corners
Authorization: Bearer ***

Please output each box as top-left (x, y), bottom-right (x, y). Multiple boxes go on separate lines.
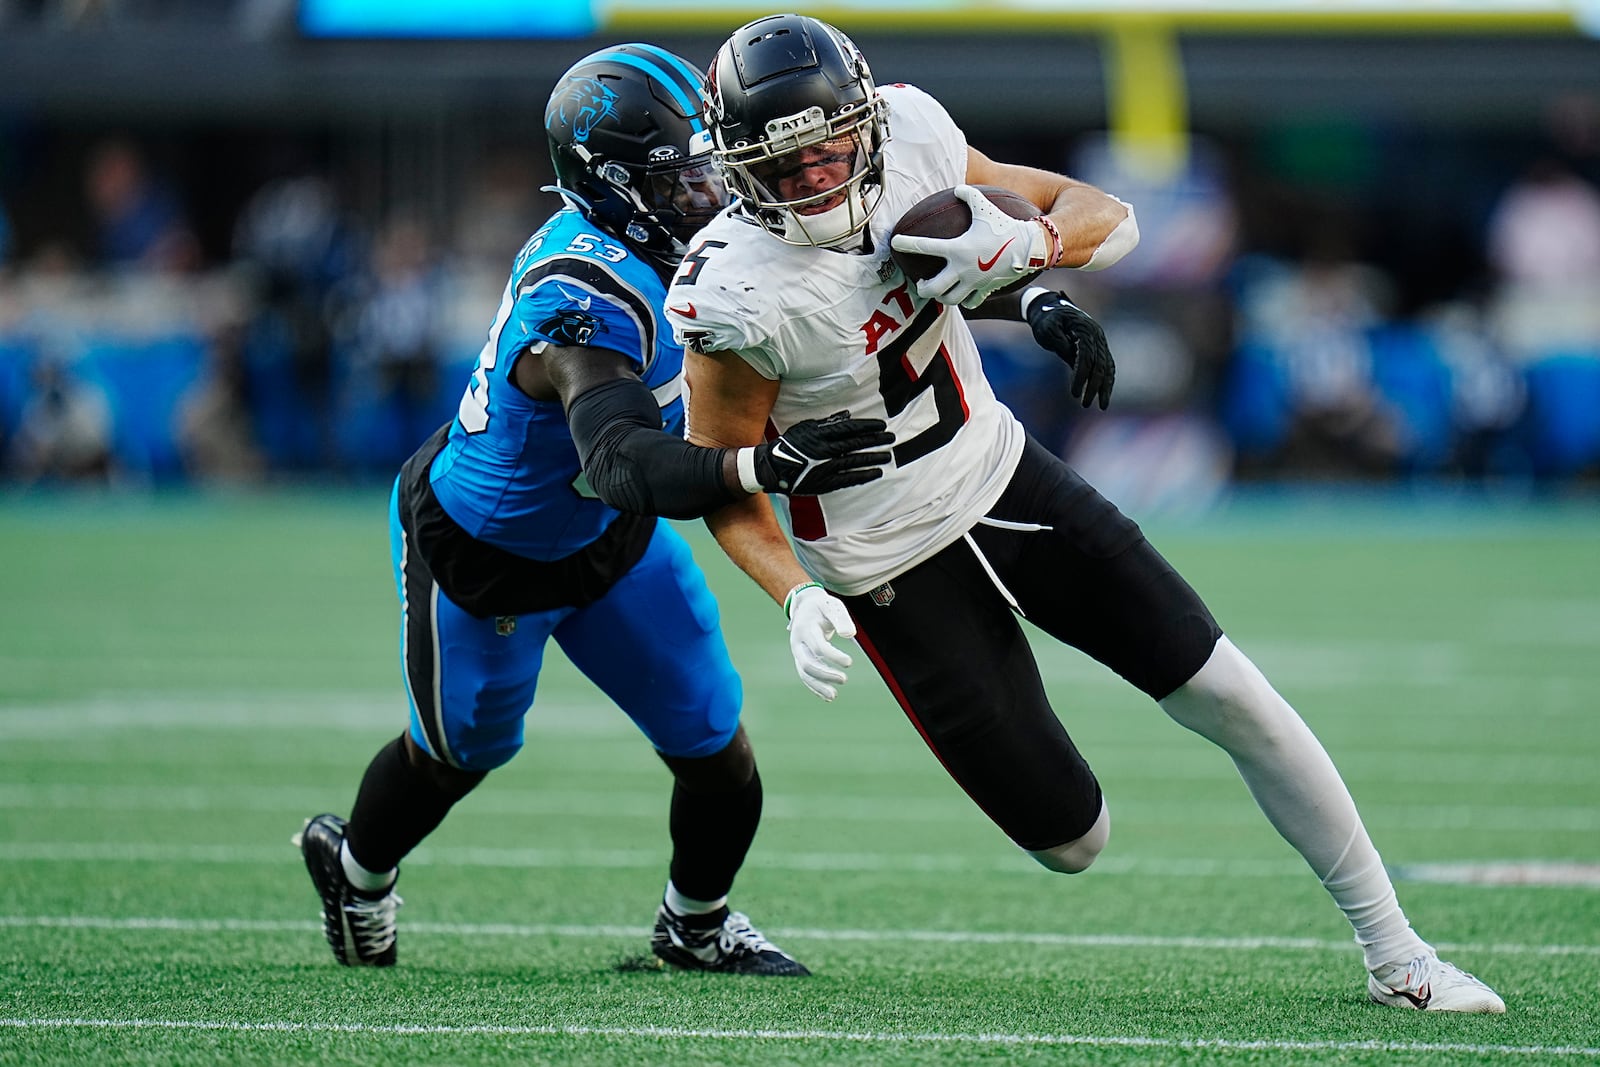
top-left (667, 84), bottom-right (1026, 595)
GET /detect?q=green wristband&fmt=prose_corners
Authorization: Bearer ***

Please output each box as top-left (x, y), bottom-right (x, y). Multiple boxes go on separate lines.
top-left (783, 581), bottom-right (824, 620)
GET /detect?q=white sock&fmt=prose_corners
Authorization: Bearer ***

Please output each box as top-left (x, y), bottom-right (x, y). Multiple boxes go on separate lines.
top-left (1159, 636), bottom-right (1431, 970)
top-left (1320, 829), bottom-right (1431, 969)
top-left (664, 881), bottom-right (726, 917)
top-left (340, 839), bottom-right (397, 894)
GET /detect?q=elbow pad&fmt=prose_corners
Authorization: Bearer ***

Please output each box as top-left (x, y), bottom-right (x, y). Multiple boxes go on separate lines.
top-left (566, 378), bottom-right (734, 520)
top-left (1080, 198), bottom-right (1139, 272)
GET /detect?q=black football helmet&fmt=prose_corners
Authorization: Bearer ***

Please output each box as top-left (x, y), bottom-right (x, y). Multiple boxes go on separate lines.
top-left (706, 14), bottom-right (889, 247)
top-left (545, 44), bottom-right (729, 270)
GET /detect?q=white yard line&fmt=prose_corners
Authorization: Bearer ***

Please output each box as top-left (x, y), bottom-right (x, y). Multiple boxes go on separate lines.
top-left (4, 783), bottom-right (1598, 833)
top-left (5, 841), bottom-right (1597, 883)
top-left (2, 660), bottom-right (1597, 739)
top-left (0, 1017), bottom-right (1593, 1057)
top-left (0, 841), bottom-right (1315, 876)
top-left (5, 742), bottom-right (1594, 786)
top-left (1390, 861), bottom-right (1600, 887)
top-left (3, 914), bottom-right (1597, 957)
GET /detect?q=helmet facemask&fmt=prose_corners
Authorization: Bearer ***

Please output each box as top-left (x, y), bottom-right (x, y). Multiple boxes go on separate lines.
top-left (718, 95), bottom-right (888, 248)
top-left (587, 151), bottom-right (729, 264)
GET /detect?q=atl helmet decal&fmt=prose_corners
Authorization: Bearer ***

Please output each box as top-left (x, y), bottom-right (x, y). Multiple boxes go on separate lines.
top-left (559, 77), bottom-right (619, 143)
top-left (843, 36), bottom-right (871, 81)
top-left (703, 55), bottom-right (724, 120)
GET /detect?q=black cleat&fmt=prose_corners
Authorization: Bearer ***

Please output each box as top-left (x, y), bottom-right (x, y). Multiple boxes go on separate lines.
top-left (293, 813), bottom-right (402, 967)
top-left (650, 904), bottom-right (810, 976)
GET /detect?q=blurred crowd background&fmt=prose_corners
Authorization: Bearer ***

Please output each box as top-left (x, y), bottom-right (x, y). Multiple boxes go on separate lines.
top-left (1, 1), bottom-right (1598, 510)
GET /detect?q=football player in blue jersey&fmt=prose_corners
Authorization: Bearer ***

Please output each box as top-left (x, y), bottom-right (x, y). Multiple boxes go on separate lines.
top-left (295, 43), bottom-right (894, 976)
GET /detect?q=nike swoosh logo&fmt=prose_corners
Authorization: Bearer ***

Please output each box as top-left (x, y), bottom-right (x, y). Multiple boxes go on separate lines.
top-left (668, 302), bottom-right (697, 319)
top-left (977, 239), bottom-right (1015, 272)
top-left (556, 285), bottom-right (592, 311)
top-left (1382, 978), bottom-right (1431, 1009)
top-left (1397, 987), bottom-right (1430, 1009)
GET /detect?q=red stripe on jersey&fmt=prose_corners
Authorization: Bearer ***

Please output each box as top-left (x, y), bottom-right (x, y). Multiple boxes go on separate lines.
top-left (768, 416), bottom-right (828, 541)
top-left (789, 497), bottom-right (827, 541)
top-left (941, 344), bottom-right (970, 421)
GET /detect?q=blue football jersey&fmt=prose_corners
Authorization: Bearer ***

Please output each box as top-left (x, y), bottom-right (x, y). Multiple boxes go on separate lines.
top-left (428, 207), bottom-right (685, 560)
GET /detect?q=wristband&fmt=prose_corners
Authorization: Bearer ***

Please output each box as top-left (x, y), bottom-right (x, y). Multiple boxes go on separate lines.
top-left (783, 581), bottom-right (824, 620)
top-left (1032, 215), bottom-right (1063, 269)
top-left (1020, 286), bottom-right (1054, 318)
top-left (735, 447), bottom-right (762, 494)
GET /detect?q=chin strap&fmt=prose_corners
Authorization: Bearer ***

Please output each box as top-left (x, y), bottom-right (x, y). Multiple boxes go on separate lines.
top-left (541, 184), bottom-right (593, 213)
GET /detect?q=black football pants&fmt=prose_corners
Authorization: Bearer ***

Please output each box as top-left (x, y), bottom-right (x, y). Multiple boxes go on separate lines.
top-left (842, 436), bottom-right (1222, 851)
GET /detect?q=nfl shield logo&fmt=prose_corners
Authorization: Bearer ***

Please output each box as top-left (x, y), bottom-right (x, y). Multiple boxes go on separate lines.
top-left (869, 582), bottom-right (895, 607)
top-left (495, 616), bottom-right (517, 637)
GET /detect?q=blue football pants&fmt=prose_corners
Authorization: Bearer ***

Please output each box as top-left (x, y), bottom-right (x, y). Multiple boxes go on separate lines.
top-left (389, 486), bottom-right (743, 771)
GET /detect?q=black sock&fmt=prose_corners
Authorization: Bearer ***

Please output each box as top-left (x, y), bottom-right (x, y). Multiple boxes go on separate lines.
top-left (344, 735), bottom-right (484, 873)
top-left (667, 765), bottom-right (762, 905)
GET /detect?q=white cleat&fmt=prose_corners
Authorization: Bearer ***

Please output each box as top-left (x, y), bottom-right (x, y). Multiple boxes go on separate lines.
top-left (1368, 954), bottom-right (1506, 1013)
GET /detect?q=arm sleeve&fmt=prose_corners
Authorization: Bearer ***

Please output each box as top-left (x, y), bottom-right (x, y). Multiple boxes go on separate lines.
top-left (960, 289), bottom-right (1025, 322)
top-left (566, 377), bottom-right (741, 520)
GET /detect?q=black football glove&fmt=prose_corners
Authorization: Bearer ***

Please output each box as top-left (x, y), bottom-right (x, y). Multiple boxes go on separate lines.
top-left (1024, 290), bottom-right (1115, 410)
top-left (744, 411), bottom-right (894, 495)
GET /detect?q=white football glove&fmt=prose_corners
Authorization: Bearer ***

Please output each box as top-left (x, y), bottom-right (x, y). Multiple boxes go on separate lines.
top-left (785, 583), bottom-right (856, 702)
top-left (890, 184), bottom-right (1048, 309)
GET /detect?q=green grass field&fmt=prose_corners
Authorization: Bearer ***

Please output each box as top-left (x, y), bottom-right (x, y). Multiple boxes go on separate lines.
top-left (2, 487), bottom-right (1598, 1066)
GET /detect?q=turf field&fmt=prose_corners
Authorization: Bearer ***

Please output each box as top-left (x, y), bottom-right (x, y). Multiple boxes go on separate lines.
top-left (1, 487), bottom-right (1597, 1066)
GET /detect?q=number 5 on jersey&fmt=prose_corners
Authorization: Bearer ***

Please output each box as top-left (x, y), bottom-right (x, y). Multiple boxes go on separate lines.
top-left (871, 296), bottom-right (968, 466)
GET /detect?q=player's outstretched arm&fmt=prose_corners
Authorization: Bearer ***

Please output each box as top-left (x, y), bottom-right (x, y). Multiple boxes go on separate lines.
top-left (524, 344), bottom-right (893, 519)
top-left (889, 148), bottom-right (1140, 309)
top-left (965, 147), bottom-right (1139, 273)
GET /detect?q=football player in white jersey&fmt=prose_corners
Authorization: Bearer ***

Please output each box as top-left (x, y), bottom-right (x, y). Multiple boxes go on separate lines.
top-left (666, 13), bottom-right (1504, 1013)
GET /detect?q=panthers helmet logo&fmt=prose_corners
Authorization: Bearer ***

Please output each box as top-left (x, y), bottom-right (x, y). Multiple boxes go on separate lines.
top-left (559, 77), bottom-right (619, 143)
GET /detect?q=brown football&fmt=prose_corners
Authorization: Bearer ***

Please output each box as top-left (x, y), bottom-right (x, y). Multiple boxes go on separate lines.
top-left (889, 185), bottom-right (1043, 291)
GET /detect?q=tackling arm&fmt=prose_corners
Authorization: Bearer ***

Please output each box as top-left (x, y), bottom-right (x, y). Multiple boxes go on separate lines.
top-left (525, 344), bottom-right (739, 519)
top-left (960, 289), bottom-right (1026, 322)
top-left (524, 344), bottom-right (893, 519)
top-left (962, 288), bottom-right (1116, 410)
